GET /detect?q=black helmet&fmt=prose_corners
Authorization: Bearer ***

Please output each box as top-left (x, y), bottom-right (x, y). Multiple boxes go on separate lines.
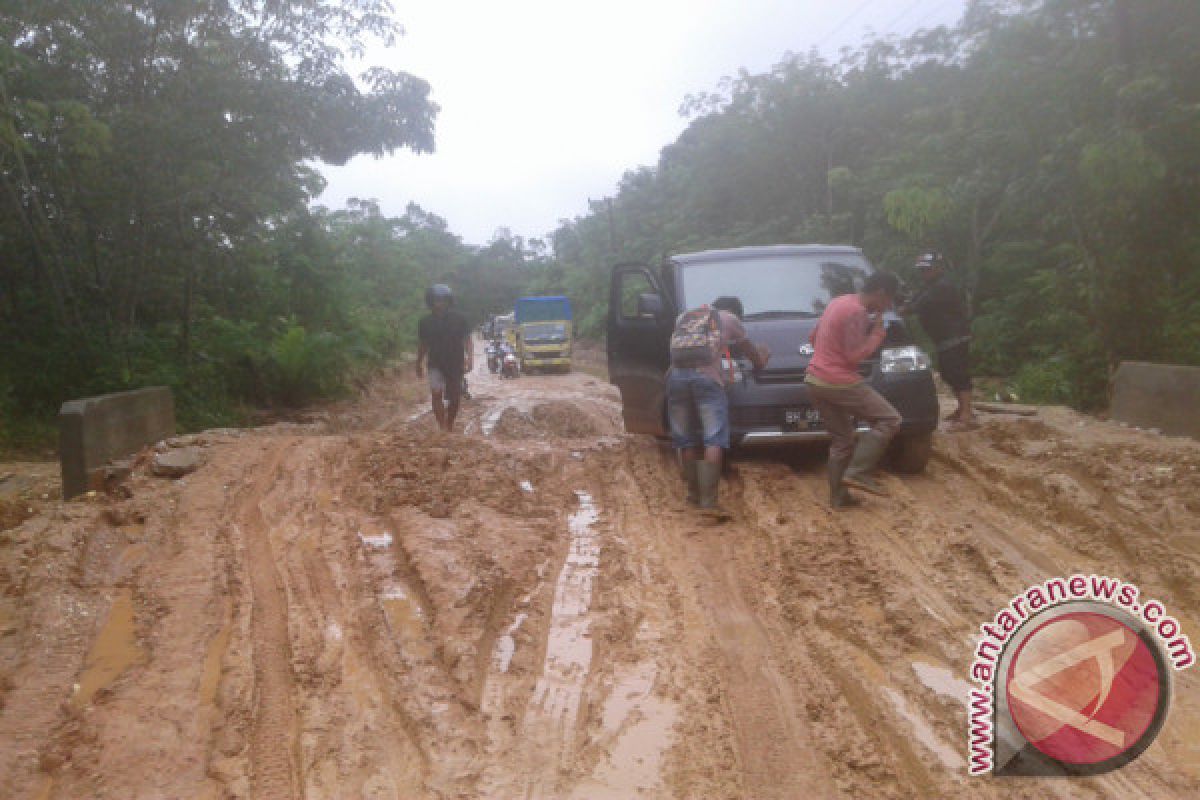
top-left (425, 283), bottom-right (453, 308)
top-left (915, 252), bottom-right (946, 271)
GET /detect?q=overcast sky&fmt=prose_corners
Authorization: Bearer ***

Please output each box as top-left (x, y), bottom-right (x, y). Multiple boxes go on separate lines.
top-left (317, 0), bottom-right (968, 245)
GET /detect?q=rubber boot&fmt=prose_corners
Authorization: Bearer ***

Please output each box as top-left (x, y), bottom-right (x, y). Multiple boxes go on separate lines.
top-left (695, 462), bottom-right (731, 521)
top-left (827, 454), bottom-right (860, 510)
top-left (842, 430), bottom-right (890, 497)
top-left (682, 460), bottom-right (700, 506)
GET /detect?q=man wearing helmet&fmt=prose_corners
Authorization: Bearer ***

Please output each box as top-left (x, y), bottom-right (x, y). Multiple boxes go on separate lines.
top-left (903, 252), bottom-right (977, 430)
top-left (416, 284), bottom-right (473, 432)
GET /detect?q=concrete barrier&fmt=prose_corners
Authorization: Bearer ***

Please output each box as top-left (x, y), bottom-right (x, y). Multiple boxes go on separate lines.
top-left (1110, 361), bottom-right (1200, 440)
top-left (58, 387), bottom-right (175, 499)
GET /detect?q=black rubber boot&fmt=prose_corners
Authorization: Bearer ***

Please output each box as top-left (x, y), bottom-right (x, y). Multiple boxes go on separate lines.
top-left (695, 462), bottom-right (732, 521)
top-left (682, 460), bottom-right (700, 506)
top-left (842, 430), bottom-right (890, 497)
top-left (827, 454), bottom-right (860, 509)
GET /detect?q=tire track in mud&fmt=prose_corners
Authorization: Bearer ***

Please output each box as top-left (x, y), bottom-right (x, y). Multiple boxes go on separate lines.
top-left (233, 441), bottom-right (302, 800)
top-left (521, 491), bottom-right (601, 799)
top-left (688, 532), bottom-right (828, 799)
top-left (617, 443), bottom-right (835, 799)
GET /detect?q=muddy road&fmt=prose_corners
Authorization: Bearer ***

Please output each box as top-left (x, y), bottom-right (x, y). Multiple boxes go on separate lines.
top-left (1, 343), bottom-right (1198, 799)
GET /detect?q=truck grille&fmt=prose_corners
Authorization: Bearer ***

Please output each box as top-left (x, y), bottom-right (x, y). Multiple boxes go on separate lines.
top-left (756, 362), bottom-right (874, 384)
top-left (731, 407), bottom-right (784, 428)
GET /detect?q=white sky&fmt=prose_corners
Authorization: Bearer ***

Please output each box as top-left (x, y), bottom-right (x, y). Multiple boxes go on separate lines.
top-left (317, 0), bottom-right (967, 245)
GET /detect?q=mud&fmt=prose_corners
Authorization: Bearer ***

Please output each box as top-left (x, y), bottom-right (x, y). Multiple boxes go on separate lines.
top-left (0, 343), bottom-right (1197, 798)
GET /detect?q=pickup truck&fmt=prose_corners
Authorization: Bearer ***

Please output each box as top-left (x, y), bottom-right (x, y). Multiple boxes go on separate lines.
top-left (606, 244), bottom-right (938, 472)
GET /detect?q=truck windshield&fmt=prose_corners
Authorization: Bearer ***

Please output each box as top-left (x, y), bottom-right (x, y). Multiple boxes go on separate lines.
top-left (678, 253), bottom-right (870, 318)
top-left (523, 322), bottom-right (566, 341)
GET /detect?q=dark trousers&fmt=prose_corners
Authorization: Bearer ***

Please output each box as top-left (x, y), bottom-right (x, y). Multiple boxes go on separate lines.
top-left (808, 383), bottom-right (901, 460)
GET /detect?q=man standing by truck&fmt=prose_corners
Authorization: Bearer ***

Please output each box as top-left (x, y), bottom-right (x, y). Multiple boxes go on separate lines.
top-left (416, 284), bottom-right (472, 433)
top-left (903, 251), bottom-right (976, 430)
top-left (667, 296), bottom-right (768, 517)
top-left (806, 273), bottom-right (903, 509)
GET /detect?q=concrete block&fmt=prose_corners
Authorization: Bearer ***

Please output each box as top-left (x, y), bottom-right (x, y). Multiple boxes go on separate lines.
top-left (152, 447), bottom-right (205, 478)
top-left (59, 387), bottom-right (175, 499)
top-left (1110, 361), bottom-right (1200, 440)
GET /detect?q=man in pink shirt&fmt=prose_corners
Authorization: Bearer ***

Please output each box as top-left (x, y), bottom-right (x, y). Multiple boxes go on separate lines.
top-left (806, 272), bottom-right (902, 508)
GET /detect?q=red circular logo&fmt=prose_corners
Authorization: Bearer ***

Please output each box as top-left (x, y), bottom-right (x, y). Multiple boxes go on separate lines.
top-left (1006, 611), bottom-right (1162, 765)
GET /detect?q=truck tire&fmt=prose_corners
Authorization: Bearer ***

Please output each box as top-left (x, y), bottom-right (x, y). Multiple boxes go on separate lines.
top-left (888, 431), bottom-right (932, 474)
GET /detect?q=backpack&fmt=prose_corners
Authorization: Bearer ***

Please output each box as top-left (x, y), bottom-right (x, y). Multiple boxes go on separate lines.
top-left (669, 307), bottom-right (722, 368)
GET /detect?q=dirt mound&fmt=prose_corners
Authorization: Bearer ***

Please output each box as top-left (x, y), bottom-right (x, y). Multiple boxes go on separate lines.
top-left (489, 407), bottom-right (542, 438)
top-left (491, 400), bottom-right (601, 439)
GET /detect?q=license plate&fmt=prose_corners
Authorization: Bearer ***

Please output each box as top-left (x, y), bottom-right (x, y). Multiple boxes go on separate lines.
top-left (784, 408), bottom-right (822, 430)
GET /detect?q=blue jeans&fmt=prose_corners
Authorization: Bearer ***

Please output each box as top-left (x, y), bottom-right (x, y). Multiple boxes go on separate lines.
top-left (667, 369), bottom-right (730, 449)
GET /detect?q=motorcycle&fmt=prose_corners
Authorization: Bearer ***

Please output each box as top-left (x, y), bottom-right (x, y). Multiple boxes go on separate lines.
top-left (501, 349), bottom-right (520, 379)
top-left (485, 341), bottom-right (501, 373)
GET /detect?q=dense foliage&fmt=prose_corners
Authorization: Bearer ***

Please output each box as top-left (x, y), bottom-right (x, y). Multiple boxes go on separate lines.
top-left (549, 0), bottom-right (1200, 408)
top-left (5, 0), bottom-right (1199, 448)
top-left (0, 1), bottom-right (539, 444)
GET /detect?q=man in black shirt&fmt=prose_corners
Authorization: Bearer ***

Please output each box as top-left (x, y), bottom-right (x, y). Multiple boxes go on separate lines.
top-left (416, 284), bottom-right (473, 432)
top-left (904, 252), bottom-right (977, 430)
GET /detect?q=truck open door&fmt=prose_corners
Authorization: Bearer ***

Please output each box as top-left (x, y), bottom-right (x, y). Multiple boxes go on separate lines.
top-left (607, 264), bottom-right (674, 435)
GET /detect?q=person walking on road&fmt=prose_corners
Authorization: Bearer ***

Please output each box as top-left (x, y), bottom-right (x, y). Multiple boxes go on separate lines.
top-left (806, 273), bottom-right (903, 509)
top-left (902, 251), bottom-right (977, 430)
top-left (416, 284), bottom-right (472, 432)
top-left (667, 296), bottom-right (769, 518)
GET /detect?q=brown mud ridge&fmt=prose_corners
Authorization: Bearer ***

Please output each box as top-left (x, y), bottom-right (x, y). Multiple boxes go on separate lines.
top-left (1, 344), bottom-right (1198, 799)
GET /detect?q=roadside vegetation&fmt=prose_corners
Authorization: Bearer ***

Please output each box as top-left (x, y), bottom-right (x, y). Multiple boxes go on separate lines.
top-left (4, 1), bottom-right (1199, 449)
top-left (550, 0), bottom-right (1200, 409)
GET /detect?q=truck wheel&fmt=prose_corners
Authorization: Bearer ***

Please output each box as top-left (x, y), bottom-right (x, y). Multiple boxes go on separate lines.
top-left (888, 432), bottom-right (932, 474)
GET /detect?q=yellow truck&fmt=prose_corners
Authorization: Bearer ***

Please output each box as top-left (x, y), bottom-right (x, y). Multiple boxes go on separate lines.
top-left (515, 296), bottom-right (572, 373)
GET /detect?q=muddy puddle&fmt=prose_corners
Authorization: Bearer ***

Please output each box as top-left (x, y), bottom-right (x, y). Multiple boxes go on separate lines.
top-left (573, 637), bottom-right (678, 798)
top-left (523, 492), bottom-right (601, 790)
top-left (357, 522), bottom-right (433, 661)
top-left (71, 588), bottom-right (144, 709)
top-left (882, 687), bottom-right (965, 771)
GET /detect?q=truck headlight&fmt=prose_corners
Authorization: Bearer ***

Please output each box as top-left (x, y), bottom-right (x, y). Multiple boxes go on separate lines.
top-left (880, 345), bottom-right (931, 373)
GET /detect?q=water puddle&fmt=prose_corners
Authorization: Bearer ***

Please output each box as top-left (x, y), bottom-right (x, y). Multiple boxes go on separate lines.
top-left (200, 603), bottom-right (233, 707)
top-left (481, 405), bottom-right (510, 436)
top-left (882, 687), bottom-right (965, 771)
top-left (911, 660), bottom-right (972, 703)
top-left (381, 584), bottom-right (433, 660)
top-left (71, 588), bottom-right (145, 709)
top-left (492, 611), bottom-right (528, 674)
top-left (524, 491), bottom-right (601, 789)
top-left (571, 659), bottom-right (677, 798)
top-left (988, 533), bottom-right (1044, 580)
top-left (33, 776), bottom-right (55, 800)
top-left (358, 530), bottom-right (393, 549)
top-left (356, 518), bottom-right (432, 661)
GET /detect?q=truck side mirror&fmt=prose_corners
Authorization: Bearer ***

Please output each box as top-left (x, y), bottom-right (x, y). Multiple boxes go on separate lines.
top-left (636, 293), bottom-right (663, 319)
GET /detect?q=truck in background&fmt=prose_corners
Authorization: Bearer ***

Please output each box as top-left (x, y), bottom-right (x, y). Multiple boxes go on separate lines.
top-left (514, 296), bottom-right (572, 373)
top-left (483, 312), bottom-right (518, 346)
